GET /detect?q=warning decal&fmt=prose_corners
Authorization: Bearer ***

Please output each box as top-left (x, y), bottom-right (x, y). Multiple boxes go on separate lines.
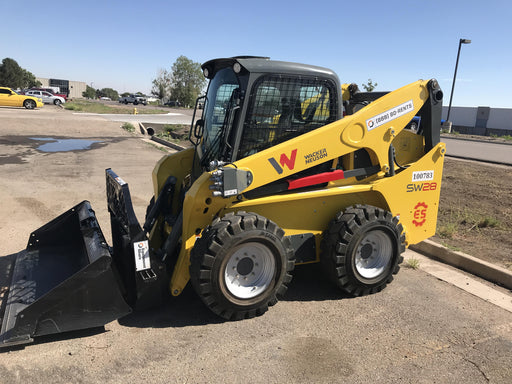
top-left (366, 100), bottom-right (414, 131)
top-left (133, 240), bottom-right (151, 271)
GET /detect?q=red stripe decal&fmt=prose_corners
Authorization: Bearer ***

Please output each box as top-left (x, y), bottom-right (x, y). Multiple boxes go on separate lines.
top-left (287, 170), bottom-right (345, 190)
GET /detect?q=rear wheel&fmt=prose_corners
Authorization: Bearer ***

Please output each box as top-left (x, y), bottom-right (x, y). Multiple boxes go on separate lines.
top-left (190, 212), bottom-right (295, 320)
top-left (321, 204), bottom-right (404, 296)
top-left (23, 99), bottom-right (36, 109)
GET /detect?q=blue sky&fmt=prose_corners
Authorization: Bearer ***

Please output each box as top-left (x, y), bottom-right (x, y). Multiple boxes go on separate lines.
top-left (2, 0), bottom-right (511, 107)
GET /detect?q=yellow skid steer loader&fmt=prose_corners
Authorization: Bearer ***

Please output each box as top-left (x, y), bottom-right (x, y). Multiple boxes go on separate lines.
top-left (0, 57), bottom-right (445, 347)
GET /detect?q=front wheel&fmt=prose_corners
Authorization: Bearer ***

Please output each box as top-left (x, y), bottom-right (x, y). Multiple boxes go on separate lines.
top-left (190, 212), bottom-right (295, 320)
top-left (23, 99), bottom-right (36, 109)
top-left (54, 99), bottom-right (61, 106)
top-left (321, 205), bottom-right (405, 296)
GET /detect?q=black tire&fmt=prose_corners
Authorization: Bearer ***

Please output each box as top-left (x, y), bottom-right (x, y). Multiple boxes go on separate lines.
top-left (321, 204), bottom-right (405, 296)
top-left (133, 100), bottom-right (138, 105)
top-left (23, 99), bottom-right (36, 109)
top-left (54, 99), bottom-right (61, 106)
top-left (190, 211), bottom-right (295, 320)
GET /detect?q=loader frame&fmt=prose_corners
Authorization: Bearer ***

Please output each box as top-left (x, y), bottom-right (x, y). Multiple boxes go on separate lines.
top-left (151, 58), bottom-right (445, 297)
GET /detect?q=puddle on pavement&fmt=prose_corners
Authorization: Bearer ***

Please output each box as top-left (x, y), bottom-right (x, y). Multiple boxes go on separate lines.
top-left (31, 138), bottom-right (102, 152)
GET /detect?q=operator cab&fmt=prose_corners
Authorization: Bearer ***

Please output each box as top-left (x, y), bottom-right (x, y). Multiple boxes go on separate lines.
top-left (191, 57), bottom-right (343, 171)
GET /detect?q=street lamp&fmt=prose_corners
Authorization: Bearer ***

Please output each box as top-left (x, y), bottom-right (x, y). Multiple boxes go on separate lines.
top-left (446, 38), bottom-right (471, 125)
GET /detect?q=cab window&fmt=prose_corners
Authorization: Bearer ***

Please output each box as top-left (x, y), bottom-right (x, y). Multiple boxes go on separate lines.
top-left (238, 75), bottom-right (337, 158)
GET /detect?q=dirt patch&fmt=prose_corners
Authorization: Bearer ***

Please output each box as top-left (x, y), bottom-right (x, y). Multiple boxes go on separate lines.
top-left (434, 157), bottom-right (512, 270)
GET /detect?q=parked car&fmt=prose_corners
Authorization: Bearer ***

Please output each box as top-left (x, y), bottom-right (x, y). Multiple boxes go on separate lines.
top-left (164, 100), bottom-right (181, 107)
top-left (25, 90), bottom-right (66, 105)
top-left (119, 94), bottom-right (147, 105)
top-left (27, 87), bottom-right (67, 100)
top-left (0, 87), bottom-right (43, 109)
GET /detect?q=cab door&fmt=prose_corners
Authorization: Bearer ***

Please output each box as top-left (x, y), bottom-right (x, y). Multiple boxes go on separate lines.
top-left (41, 92), bottom-right (54, 103)
top-left (0, 88), bottom-right (15, 106)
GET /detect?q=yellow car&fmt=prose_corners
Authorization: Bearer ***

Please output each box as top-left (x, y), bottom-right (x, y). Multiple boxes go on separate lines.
top-left (0, 87), bottom-right (44, 109)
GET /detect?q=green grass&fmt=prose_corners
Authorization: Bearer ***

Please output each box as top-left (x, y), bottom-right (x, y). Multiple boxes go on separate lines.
top-left (477, 217), bottom-right (500, 228)
top-left (64, 100), bottom-right (169, 114)
top-left (437, 222), bottom-right (458, 239)
top-left (146, 142), bottom-right (169, 152)
top-left (490, 133), bottom-right (512, 141)
top-left (405, 258), bottom-right (420, 270)
top-left (121, 122), bottom-right (135, 133)
top-left (442, 242), bottom-right (462, 252)
top-left (155, 124), bottom-right (189, 143)
top-left (441, 129), bottom-right (460, 134)
top-left (437, 206), bottom-right (502, 239)
top-left (162, 124), bottom-right (188, 132)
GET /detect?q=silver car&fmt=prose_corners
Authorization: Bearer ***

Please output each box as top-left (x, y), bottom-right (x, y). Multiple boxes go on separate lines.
top-left (25, 90), bottom-right (65, 105)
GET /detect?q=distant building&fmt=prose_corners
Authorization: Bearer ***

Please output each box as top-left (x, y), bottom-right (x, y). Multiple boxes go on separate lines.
top-left (442, 106), bottom-right (512, 136)
top-left (36, 77), bottom-right (87, 99)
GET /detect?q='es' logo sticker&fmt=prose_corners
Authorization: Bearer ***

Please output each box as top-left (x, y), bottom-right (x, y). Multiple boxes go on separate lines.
top-left (412, 202), bottom-right (428, 227)
top-left (268, 149), bottom-right (297, 174)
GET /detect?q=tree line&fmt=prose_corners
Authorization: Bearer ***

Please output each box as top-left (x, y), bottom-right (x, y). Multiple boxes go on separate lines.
top-left (1, 55), bottom-right (207, 106)
top-left (0, 58), bottom-right (41, 89)
top-left (83, 55), bottom-right (206, 105)
top-left (151, 55), bottom-right (206, 107)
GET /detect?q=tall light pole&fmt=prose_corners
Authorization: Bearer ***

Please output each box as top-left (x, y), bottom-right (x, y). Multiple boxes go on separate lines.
top-left (446, 38), bottom-right (471, 123)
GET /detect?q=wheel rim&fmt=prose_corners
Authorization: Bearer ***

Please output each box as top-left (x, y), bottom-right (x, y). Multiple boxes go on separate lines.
top-left (224, 242), bottom-right (275, 299)
top-left (354, 230), bottom-right (393, 279)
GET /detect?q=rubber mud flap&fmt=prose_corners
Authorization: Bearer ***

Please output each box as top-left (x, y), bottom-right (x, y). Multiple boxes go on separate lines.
top-left (0, 201), bottom-right (131, 348)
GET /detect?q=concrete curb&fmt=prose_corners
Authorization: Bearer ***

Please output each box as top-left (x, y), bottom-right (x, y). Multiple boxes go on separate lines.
top-left (444, 154), bottom-right (512, 167)
top-left (441, 134), bottom-right (512, 146)
top-left (137, 122), bottom-right (186, 152)
top-left (150, 136), bottom-right (186, 151)
top-left (410, 239), bottom-right (512, 290)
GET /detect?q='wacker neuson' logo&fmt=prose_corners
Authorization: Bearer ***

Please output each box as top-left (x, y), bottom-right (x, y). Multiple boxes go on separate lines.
top-left (268, 149), bottom-right (297, 174)
top-left (304, 148), bottom-right (328, 164)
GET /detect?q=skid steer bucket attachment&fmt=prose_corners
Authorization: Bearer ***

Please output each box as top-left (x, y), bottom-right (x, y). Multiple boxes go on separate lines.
top-left (105, 168), bottom-right (169, 311)
top-left (0, 201), bottom-right (131, 348)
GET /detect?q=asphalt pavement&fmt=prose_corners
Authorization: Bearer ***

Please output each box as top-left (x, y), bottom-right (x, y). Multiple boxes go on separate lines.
top-left (442, 136), bottom-right (512, 165)
top-left (85, 112), bottom-right (194, 125)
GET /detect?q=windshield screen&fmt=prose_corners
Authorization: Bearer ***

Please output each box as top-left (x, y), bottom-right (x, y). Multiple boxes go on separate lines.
top-left (200, 67), bottom-right (239, 166)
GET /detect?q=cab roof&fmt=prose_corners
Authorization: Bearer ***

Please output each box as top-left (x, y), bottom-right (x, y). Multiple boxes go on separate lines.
top-left (201, 57), bottom-right (339, 82)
